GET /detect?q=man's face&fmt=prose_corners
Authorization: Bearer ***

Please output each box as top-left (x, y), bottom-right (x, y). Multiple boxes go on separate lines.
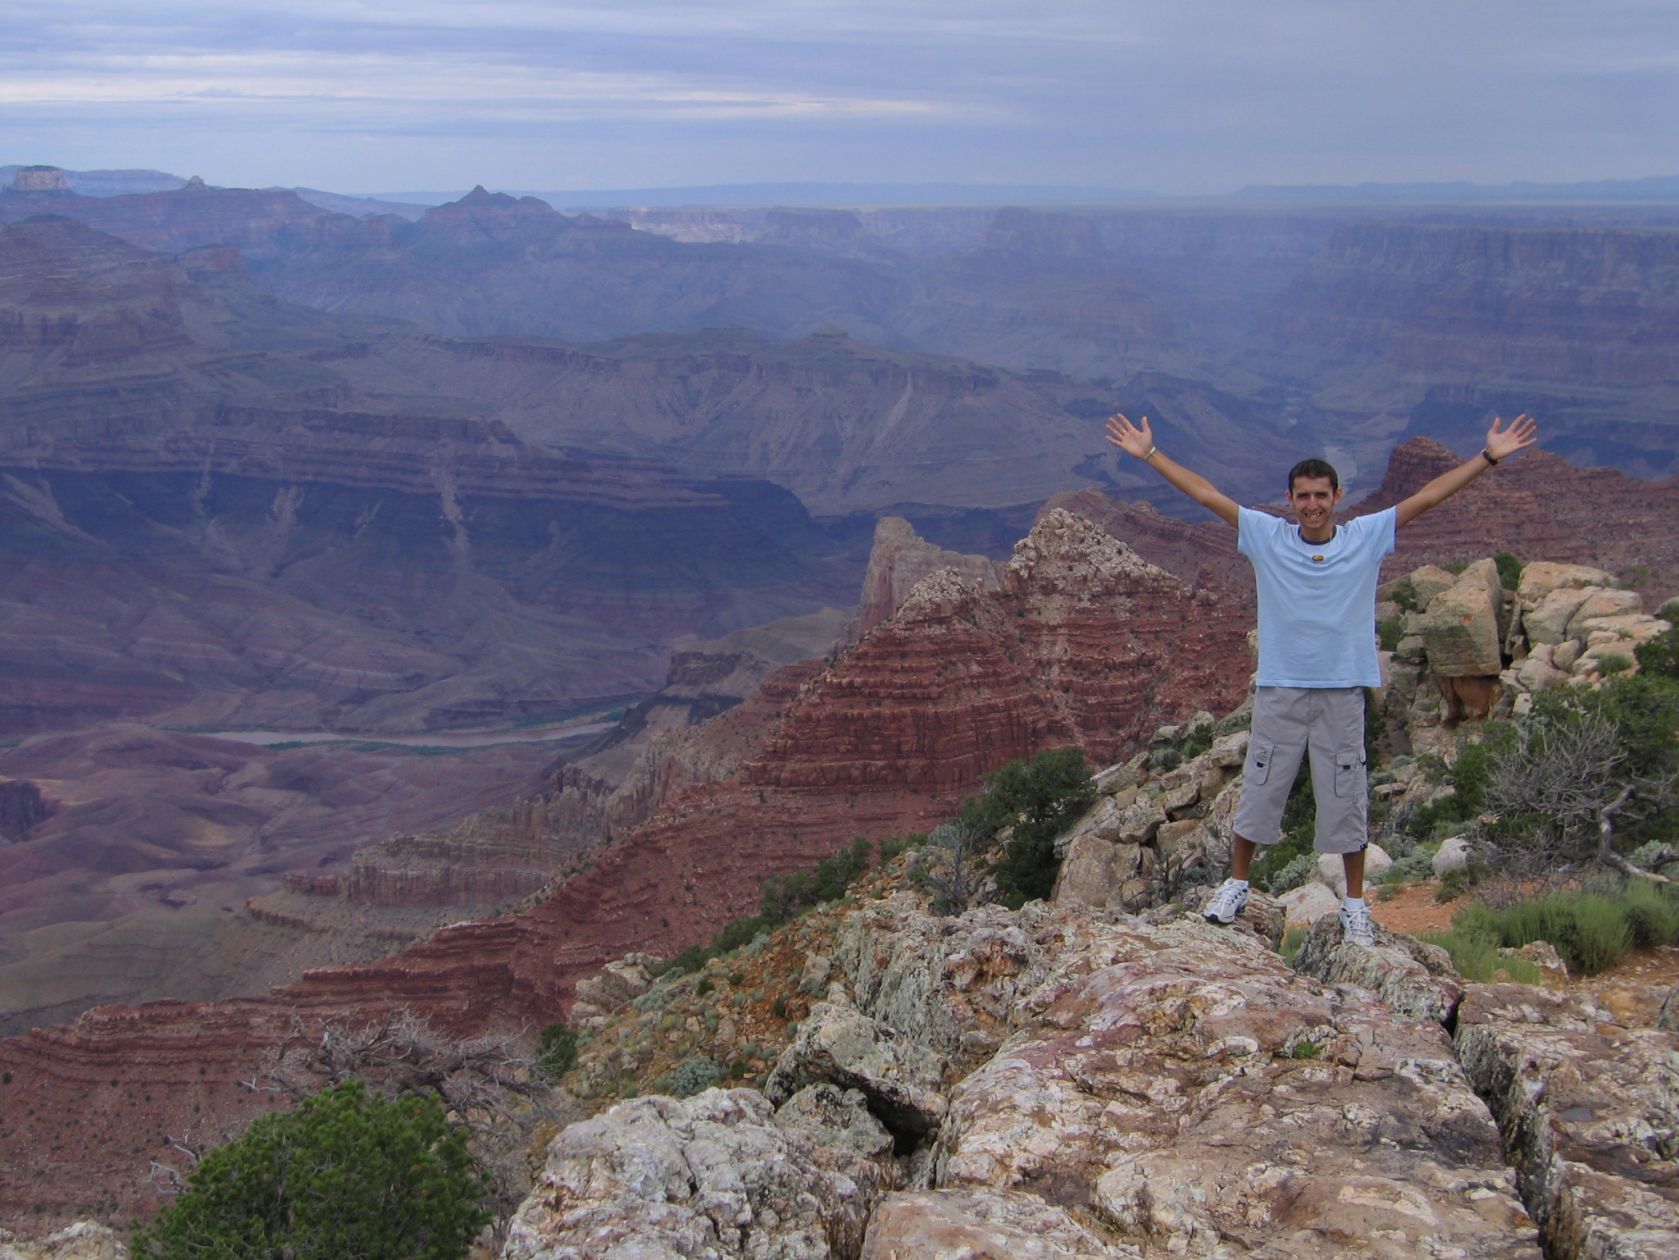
top-left (1287, 475), bottom-right (1343, 531)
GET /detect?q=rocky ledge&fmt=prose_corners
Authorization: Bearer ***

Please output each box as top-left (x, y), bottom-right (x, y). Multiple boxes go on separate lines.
top-left (516, 893), bottom-right (1565, 1258)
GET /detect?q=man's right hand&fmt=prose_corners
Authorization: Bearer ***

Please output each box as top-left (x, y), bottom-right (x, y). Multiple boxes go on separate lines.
top-left (1105, 412), bottom-right (1154, 460)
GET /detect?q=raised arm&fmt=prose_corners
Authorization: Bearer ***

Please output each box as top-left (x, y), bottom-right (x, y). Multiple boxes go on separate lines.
top-left (1105, 413), bottom-right (1240, 527)
top-left (1395, 413), bottom-right (1539, 528)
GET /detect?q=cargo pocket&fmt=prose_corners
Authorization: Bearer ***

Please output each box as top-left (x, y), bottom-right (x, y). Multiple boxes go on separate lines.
top-left (1333, 746), bottom-right (1365, 798)
top-left (1246, 741), bottom-right (1276, 786)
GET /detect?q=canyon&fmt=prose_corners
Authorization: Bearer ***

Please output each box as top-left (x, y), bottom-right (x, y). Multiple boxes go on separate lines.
top-left (3, 165), bottom-right (1678, 1247)
top-left (4, 432), bottom-right (1677, 1226)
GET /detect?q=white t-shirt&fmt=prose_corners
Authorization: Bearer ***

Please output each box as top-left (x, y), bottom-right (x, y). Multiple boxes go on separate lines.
top-left (1237, 505), bottom-right (1397, 688)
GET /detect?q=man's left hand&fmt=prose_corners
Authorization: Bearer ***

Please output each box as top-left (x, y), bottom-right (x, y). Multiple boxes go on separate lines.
top-left (1485, 413), bottom-right (1539, 461)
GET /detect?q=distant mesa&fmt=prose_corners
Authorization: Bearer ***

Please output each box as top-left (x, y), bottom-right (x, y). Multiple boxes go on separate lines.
top-left (9, 164), bottom-right (70, 193)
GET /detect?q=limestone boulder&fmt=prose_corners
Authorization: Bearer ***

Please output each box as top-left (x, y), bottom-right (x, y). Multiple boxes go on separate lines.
top-left (1513, 651), bottom-right (1568, 694)
top-left (1207, 728), bottom-right (1249, 768)
top-left (860, 1189), bottom-right (1138, 1258)
top-left (500, 1088), bottom-right (889, 1260)
top-left (934, 918), bottom-right (1536, 1258)
top-left (1278, 880), bottom-right (1341, 926)
top-left (1565, 588), bottom-right (1645, 638)
top-left (1523, 585), bottom-right (1595, 646)
top-left (569, 954), bottom-right (657, 1027)
top-left (1516, 561), bottom-right (1614, 609)
top-left (1433, 834), bottom-right (1472, 876)
top-left (773, 1083), bottom-right (896, 1162)
top-left (1091, 759), bottom-right (1140, 796)
top-left (1455, 984), bottom-right (1679, 1260)
top-left (1051, 833), bottom-right (1145, 911)
top-left (1406, 563), bottom-right (1459, 611)
top-left (765, 996), bottom-right (950, 1142)
top-left (1291, 911), bottom-right (1464, 1023)
top-left (1422, 575), bottom-right (1504, 676)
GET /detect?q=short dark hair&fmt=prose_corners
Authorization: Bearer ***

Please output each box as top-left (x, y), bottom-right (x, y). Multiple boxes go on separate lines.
top-left (1287, 458), bottom-right (1339, 493)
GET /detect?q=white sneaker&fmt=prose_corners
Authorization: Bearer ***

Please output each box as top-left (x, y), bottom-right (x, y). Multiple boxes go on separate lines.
top-left (1339, 900), bottom-right (1376, 948)
top-left (1203, 878), bottom-right (1249, 925)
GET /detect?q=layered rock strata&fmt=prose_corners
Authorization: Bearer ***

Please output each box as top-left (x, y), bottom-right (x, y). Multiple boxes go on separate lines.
top-left (842, 516), bottom-right (1000, 647)
top-left (0, 509), bottom-right (1250, 1226)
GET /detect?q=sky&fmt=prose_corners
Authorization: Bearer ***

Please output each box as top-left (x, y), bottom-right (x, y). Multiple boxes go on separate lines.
top-left (4, 0), bottom-right (1678, 197)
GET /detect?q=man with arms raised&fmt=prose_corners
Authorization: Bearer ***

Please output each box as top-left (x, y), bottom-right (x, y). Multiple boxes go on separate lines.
top-left (1106, 413), bottom-right (1538, 945)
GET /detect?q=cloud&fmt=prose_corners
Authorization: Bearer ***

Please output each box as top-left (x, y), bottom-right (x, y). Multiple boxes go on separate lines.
top-left (4, 0), bottom-right (1676, 192)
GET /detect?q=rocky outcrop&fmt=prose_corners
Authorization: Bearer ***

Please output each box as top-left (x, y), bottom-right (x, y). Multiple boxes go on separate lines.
top-left (508, 898), bottom-right (1542, 1259)
top-left (0, 1222), bottom-right (125, 1259)
top-left (860, 1188), bottom-right (1129, 1258)
top-left (500, 1089), bottom-right (891, 1260)
top-left (1455, 984), bottom-right (1679, 1260)
top-left (842, 517), bottom-right (999, 646)
top-left (7, 167), bottom-right (72, 194)
top-left (1291, 912), bottom-right (1464, 1024)
top-left (765, 995), bottom-right (950, 1144)
top-left (1382, 551), bottom-right (1669, 742)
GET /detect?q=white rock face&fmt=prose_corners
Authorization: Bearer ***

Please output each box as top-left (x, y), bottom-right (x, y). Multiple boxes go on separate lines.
top-left (0, 1225), bottom-right (127, 1260)
top-left (1407, 563), bottom-right (1458, 611)
top-left (860, 1188), bottom-right (1136, 1258)
top-left (1433, 834), bottom-right (1472, 876)
top-left (933, 917), bottom-right (1535, 1258)
top-left (1422, 573), bottom-right (1504, 676)
top-left (1564, 588), bottom-right (1645, 639)
top-left (1279, 880), bottom-right (1341, 926)
top-left (499, 1088), bottom-right (890, 1259)
top-left (1522, 586), bottom-right (1595, 646)
top-left (1515, 561), bottom-right (1613, 609)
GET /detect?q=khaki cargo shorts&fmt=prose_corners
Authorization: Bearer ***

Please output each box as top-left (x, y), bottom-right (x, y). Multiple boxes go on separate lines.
top-left (1233, 686), bottom-right (1370, 855)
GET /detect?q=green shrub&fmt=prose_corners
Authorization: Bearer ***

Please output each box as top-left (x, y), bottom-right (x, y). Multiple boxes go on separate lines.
top-left (959, 747), bottom-right (1096, 909)
top-left (1280, 926), bottom-right (1307, 963)
top-left (1494, 552), bottom-right (1523, 591)
top-left (1636, 624), bottom-right (1679, 681)
top-left (878, 833), bottom-right (921, 866)
top-left (1447, 885), bottom-right (1670, 974)
top-left (1596, 652), bottom-right (1635, 676)
top-left (1416, 931), bottom-right (1545, 984)
top-left (1628, 841), bottom-right (1678, 873)
top-left (1148, 745), bottom-right (1182, 771)
top-left (536, 1021), bottom-right (579, 1078)
top-left (132, 1081), bottom-right (487, 1260)
top-left (1377, 616), bottom-right (1405, 652)
top-left (1263, 853), bottom-right (1317, 895)
top-left (1619, 876), bottom-right (1679, 946)
top-left (665, 1055), bottom-right (723, 1098)
top-left (759, 837), bottom-right (872, 921)
top-left (1435, 865), bottom-right (1484, 901)
top-left (1389, 578), bottom-right (1419, 613)
top-left (1375, 846), bottom-right (1437, 886)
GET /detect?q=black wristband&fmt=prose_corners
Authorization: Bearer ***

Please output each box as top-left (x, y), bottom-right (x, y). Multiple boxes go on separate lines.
top-left (1481, 449), bottom-right (1500, 466)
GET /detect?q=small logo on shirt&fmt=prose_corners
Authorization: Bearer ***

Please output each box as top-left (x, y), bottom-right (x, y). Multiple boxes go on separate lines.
top-left (1311, 554), bottom-right (1326, 563)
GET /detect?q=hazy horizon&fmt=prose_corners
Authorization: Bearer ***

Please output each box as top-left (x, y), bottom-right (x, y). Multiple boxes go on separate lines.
top-left (6, 2), bottom-right (1679, 197)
